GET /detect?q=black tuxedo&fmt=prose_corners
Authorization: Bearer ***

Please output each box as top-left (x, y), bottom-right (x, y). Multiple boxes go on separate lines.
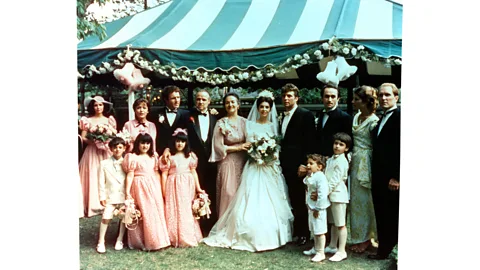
top-left (187, 108), bottom-right (218, 233)
top-left (279, 106), bottom-right (316, 238)
top-left (371, 107), bottom-right (401, 257)
top-left (315, 107), bottom-right (353, 157)
top-left (148, 107), bottom-right (190, 155)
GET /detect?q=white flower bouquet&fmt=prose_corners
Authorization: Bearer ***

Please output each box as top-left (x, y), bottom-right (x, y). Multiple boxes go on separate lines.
top-left (247, 134), bottom-right (281, 165)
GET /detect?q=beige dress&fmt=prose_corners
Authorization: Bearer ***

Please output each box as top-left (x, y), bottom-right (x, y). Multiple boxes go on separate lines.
top-left (209, 117), bottom-right (247, 219)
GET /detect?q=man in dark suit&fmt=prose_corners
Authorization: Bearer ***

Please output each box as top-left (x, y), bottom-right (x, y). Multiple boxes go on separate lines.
top-left (315, 85), bottom-right (353, 157)
top-left (186, 89), bottom-right (218, 234)
top-left (148, 85), bottom-right (190, 155)
top-left (278, 83), bottom-right (316, 245)
top-left (369, 83), bottom-right (401, 260)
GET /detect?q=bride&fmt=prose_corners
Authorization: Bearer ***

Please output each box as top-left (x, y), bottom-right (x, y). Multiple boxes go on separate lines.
top-left (202, 90), bottom-right (294, 252)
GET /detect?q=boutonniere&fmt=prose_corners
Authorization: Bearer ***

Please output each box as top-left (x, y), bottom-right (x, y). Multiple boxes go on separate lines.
top-left (314, 117), bottom-right (319, 126)
top-left (277, 114), bottom-right (283, 124)
top-left (189, 116), bottom-right (195, 125)
top-left (159, 115), bottom-right (165, 123)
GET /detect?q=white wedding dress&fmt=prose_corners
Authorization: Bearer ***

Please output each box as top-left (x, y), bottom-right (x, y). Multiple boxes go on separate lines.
top-left (202, 121), bottom-right (294, 252)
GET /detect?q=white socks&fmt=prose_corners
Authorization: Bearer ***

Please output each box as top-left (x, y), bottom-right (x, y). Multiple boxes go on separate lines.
top-left (337, 227), bottom-right (347, 253)
top-left (328, 225), bottom-right (338, 248)
top-left (98, 222), bottom-right (108, 244)
top-left (117, 222), bottom-right (126, 243)
top-left (315, 235), bottom-right (326, 253)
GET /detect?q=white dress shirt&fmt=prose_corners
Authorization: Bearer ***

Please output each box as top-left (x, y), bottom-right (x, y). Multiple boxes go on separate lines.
top-left (197, 110), bottom-right (210, 142)
top-left (282, 103), bottom-right (298, 137)
top-left (377, 105), bottom-right (397, 136)
top-left (166, 111), bottom-right (176, 126)
top-left (322, 104), bottom-right (338, 128)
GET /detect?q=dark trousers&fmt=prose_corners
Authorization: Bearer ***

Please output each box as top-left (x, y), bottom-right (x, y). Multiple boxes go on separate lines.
top-left (284, 169), bottom-right (308, 238)
top-left (372, 186), bottom-right (399, 256)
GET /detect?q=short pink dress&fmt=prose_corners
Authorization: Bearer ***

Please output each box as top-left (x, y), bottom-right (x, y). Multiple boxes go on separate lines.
top-left (122, 119), bottom-right (157, 153)
top-left (78, 115), bottom-right (116, 217)
top-left (159, 153), bottom-right (203, 247)
top-left (123, 153), bottom-right (170, 251)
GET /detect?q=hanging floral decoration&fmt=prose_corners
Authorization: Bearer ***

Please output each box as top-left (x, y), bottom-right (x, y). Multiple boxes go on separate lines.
top-left (82, 36), bottom-right (401, 86)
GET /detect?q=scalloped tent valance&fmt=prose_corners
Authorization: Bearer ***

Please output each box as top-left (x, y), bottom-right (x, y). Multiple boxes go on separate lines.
top-left (78, 0), bottom-right (402, 85)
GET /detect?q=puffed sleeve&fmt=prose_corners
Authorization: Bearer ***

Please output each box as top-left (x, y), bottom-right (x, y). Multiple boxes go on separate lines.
top-left (209, 119), bottom-right (228, 162)
top-left (108, 115), bottom-right (117, 130)
top-left (79, 116), bottom-right (90, 132)
top-left (158, 156), bottom-right (170, 172)
top-left (122, 153), bottom-right (136, 173)
top-left (189, 152), bottom-right (198, 170)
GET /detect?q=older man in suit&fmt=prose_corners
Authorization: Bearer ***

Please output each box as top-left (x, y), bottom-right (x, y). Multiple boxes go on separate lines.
top-left (187, 89), bottom-right (218, 234)
top-left (315, 85), bottom-right (352, 157)
top-left (279, 83), bottom-right (316, 245)
top-left (368, 83), bottom-right (401, 260)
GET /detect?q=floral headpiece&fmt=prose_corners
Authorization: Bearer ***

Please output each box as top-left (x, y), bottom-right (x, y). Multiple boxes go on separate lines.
top-left (257, 90), bottom-right (274, 100)
top-left (172, 128), bottom-right (188, 137)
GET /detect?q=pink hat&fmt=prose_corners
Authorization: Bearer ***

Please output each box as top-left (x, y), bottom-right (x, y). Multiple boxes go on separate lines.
top-left (84, 96), bottom-right (113, 110)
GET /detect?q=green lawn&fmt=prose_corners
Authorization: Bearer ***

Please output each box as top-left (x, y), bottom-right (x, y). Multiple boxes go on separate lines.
top-left (80, 216), bottom-right (396, 270)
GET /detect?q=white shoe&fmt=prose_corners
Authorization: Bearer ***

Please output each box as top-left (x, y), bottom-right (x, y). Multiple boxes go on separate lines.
top-left (114, 241), bottom-right (124, 251)
top-left (303, 247), bottom-right (316, 256)
top-left (324, 246), bottom-right (338, 254)
top-left (311, 253), bottom-right (326, 262)
top-left (96, 243), bottom-right (106, 253)
top-left (329, 251), bottom-right (347, 262)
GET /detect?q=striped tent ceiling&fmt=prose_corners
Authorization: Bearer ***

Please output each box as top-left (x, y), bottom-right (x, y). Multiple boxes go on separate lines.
top-left (78, 0), bottom-right (402, 71)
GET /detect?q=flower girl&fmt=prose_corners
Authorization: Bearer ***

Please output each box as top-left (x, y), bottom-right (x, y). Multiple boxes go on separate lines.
top-left (123, 133), bottom-right (170, 251)
top-left (159, 128), bottom-right (205, 247)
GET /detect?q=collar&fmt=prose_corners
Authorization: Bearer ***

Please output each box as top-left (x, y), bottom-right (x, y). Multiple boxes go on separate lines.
top-left (166, 107), bottom-right (178, 113)
top-left (197, 109), bottom-right (209, 116)
top-left (112, 156), bottom-right (123, 163)
top-left (134, 119), bottom-right (148, 127)
top-left (285, 103), bottom-right (298, 116)
top-left (323, 103), bottom-right (338, 113)
top-left (383, 105), bottom-right (397, 115)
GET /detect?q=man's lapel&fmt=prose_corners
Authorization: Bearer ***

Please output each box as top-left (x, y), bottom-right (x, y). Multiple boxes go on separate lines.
top-left (192, 112), bottom-right (202, 142)
top-left (171, 109), bottom-right (181, 127)
top-left (284, 108), bottom-right (300, 137)
top-left (159, 108), bottom-right (170, 128)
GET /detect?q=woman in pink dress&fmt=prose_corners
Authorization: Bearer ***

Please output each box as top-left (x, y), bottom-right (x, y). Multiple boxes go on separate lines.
top-left (209, 93), bottom-right (250, 219)
top-left (79, 96), bottom-right (117, 217)
top-left (159, 128), bottom-right (205, 247)
top-left (124, 133), bottom-right (170, 251)
top-left (122, 98), bottom-right (157, 154)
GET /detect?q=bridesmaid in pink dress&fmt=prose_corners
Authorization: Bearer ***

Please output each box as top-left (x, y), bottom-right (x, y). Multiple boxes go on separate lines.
top-left (122, 98), bottom-right (157, 154)
top-left (124, 133), bottom-right (170, 251)
top-left (159, 128), bottom-right (205, 247)
top-left (79, 96), bottom-right (117, 217)
top-left (209, 93), bottom-right (250, 219)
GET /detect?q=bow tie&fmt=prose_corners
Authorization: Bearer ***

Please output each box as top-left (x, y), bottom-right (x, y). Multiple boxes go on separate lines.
top-left (284, 111), bottom-right (291, 116)
top-left (113, 160), bottom-right (122, 166)
top-left (383, 109), bottom-right (395, 116)
top-left (323, 110), bottom-right (334, 116)
top-left (135, 122), bottom-right (147, 127)
top-left (167, 108), bottom-right (177, 113)
top-left (198, 111), bottom-right (208, 116)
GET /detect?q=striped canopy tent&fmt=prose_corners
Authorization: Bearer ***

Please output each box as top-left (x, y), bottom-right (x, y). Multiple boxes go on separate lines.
top-left (78, 0), bottom-right (402, 85)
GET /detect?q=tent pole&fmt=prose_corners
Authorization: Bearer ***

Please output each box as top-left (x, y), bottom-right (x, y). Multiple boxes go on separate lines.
top-left (80, 79), bottom-right (86, 116)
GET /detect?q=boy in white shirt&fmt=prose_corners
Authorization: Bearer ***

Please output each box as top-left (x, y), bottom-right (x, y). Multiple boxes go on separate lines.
top-left (302, 154), bottom-right (330, 262)
top-left (324, 132), bottom-right (351, 262)
top-left (96, 137), bottom-right (127, 253)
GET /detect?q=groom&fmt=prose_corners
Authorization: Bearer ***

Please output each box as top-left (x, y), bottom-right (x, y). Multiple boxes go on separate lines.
top-left (278, 83), bottom-right (316, 245)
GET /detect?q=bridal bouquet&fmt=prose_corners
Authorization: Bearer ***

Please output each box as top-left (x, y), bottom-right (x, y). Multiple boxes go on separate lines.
top-left (86, 124), bottom-right (117, 142)
top-left (247, 134), bottom-right (281, 165)
top-left (113, 198), bottom-right (142, 230)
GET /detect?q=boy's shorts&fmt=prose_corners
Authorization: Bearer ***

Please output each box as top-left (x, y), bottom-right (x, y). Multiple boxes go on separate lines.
top-left (327, 202), bottom-right (347, 227)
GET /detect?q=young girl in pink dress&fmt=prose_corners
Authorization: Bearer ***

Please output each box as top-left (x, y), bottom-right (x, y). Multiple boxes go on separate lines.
top-left (124, 133), bottom-right (170, 251)
top-left (122, 98), bottom-right (157, 154)
top-left (159, 128), bottom-right (205, 247)
top-left (79, 96), bottom-right (117, 217)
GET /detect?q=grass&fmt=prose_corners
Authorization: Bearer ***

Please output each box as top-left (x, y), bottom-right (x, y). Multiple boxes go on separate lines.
top-left (80, 216), bottom-right (396, 270)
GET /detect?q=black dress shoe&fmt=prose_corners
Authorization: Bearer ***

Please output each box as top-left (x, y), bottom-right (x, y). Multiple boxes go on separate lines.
top-left (296, 236), bottom-right (307, 246)
top-left (368, 254), bottom-right (388, 260)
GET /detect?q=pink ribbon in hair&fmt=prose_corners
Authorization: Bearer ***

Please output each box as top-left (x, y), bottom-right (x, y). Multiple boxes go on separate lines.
top-left (172, 128), bottom-right (188, 137)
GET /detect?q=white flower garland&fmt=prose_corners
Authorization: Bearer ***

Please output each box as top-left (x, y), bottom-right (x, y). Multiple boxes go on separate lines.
top-left (82, 36), bottom-right (402, 86)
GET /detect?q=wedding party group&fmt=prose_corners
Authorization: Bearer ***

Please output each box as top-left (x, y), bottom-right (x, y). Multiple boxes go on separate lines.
top-left (78, 82), bottom-right (400, 263)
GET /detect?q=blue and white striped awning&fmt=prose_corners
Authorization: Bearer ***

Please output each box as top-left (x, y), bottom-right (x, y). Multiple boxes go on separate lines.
top-left (78, 0), bottom-right (402, 71)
